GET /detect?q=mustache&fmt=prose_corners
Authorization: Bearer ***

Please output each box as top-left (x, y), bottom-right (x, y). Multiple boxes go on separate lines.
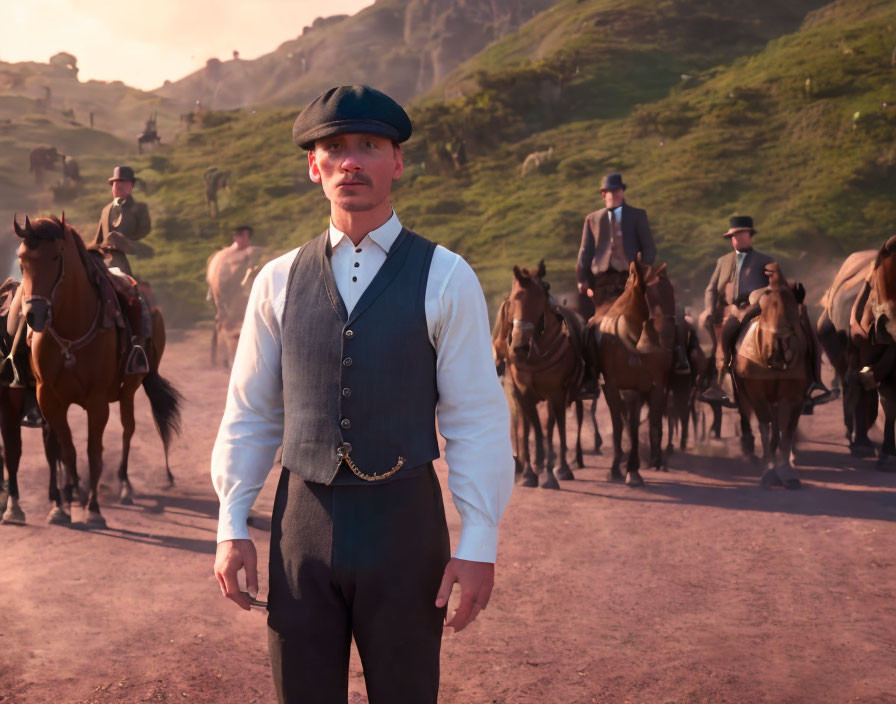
top-left (338, 174), bottom-right (372, 186)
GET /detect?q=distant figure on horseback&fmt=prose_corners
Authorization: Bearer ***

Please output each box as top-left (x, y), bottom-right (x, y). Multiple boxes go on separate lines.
top-left (204, 167), bottom-right (230, 218)
top-left (700, 216), bottom-right (829, 408)
top-left (576, 172), bottom-right (689, 373)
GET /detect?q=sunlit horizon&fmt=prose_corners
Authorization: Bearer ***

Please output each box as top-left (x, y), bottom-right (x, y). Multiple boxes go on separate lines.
top-left (2, 0), bottom-right (373, 91)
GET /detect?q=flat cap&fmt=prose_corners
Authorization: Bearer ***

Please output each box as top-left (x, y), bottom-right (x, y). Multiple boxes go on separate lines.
top-left (292, 85), bottom-right (412, 150)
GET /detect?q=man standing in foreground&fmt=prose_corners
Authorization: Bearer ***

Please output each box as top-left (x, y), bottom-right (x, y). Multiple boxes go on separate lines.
top-left (211, 85), bottom-right (514, 704)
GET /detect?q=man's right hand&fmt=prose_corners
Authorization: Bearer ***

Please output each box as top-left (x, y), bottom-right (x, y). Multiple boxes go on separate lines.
top-left (214, 539), bottom-right (258, 611)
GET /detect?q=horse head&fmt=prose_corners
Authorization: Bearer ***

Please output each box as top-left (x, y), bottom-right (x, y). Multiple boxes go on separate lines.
top-left (507, 263), bottom-right (550, 362)
top-left (869, 235), bottom-right (896, 344)
top-left (14, 214), bottom-right (67, 332)
top-left (755, 283), bottom-right (803, 372)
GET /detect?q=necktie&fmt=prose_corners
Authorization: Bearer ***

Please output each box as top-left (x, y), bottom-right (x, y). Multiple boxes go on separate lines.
top-left (734, 251), bottom-right (747, 300)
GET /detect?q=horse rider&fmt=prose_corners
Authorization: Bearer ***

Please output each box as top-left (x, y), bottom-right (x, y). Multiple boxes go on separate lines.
top-left (211, 85), bottom-right (514, 703)
top-left (700, 216), bottom-right (830, 406)
top-left (92, 165), bottom-right (152, 374)
top-left (576, 172), bottom-right (689, 372)
top-left (92, 165), bottom-right (152, 277)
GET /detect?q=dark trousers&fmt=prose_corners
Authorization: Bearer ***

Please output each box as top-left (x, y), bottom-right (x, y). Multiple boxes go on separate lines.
top-left (267, 465), bottom-right (451, 704)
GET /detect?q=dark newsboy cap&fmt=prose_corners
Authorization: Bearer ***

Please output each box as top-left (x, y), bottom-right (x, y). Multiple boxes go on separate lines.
top-left (723, 215), bottom-right (756, 238)
top-left (108, 165), bottom-right (136, 183)
top-left (600, 172), bottom-right (626, 191)
top-left (292, 85), bottom-right (412, 150)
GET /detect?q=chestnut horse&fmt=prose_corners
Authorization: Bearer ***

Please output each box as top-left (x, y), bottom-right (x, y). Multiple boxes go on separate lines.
top-left (854, 236), bottom-right (896, 467)
top-left (731, 267), bottom-right (810, 488)
top-left (14, 215), bottom-right (182, 526)
top-left (586, 259), bottom-right (676, 486)
top-left (493, 262), bottom-right (586, 489)
top-left (817, 249), bottom-right (878, 456)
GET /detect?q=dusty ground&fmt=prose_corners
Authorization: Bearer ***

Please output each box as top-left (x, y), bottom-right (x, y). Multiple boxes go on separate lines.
top-left (1, 329), bottom-right (895, 704)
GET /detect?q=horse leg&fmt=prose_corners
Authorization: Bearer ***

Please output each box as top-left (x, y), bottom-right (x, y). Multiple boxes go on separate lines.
top-left (84, 401), bottom-right (110, 527)
top-left (0, 389), bottom-right (24, 524)
top-left (118, 391), bottom-right (137, 504)
top-left (591, 394), bottom-right (602, 454)
top-left (574, 399), bottom-right (584, 469)
top-left (602, 383), bottom-right (625, 481)
top-left (625, 393), bottom-right (644, 487)
top-left (552, 398), bottom-right (574, 483)
top-left (540, 403), bottom-right (560, 490)
top-left (711, 401), bottom-right (723, 439)
top-left (774, 401), bottom-right (803, 489)
top-left (877, 383), bottom-right (896, 469)
top-left (530, 401), bottom-right (545, 472)
top-left (666, 396), bottom-right (675, 455)
top-left (43, 426), bottom-right (67, 524)
top-left (517, 395), bottom-right (538, 488)
top-left (648, 385), bottom-right (666, 471)
top-left (41, 401), bottom-right (83, 519)
top-left (545, 407), bottom-right (556, 472)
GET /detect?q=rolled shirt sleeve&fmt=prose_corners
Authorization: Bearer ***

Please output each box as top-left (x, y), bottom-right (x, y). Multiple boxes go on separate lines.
top-left (210, 251), bottom-right (295, 542)
top-left (428, 249), bottom-right (515, 563)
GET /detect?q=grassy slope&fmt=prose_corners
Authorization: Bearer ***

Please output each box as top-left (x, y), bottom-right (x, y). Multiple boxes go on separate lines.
top-left (9, 0), bottom-right (895, 325)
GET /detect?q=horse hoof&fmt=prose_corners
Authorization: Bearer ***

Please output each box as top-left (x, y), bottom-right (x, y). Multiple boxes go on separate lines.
top-left (539, 472), bottom-right (560, 490)
top-left (784, 478), bottom-right (802, 490)
top-left (519, 473), bottom-right (538, 488)
top-left (85, 511), bottom-right (107, 528)
top-left (47, 506), bottom-right (71, 525)
top-left (2, 499), bottom-right (25, 524)
top-left (606, 470), bottom-right (624, 482)
top-left (555, 466), bottom-right (575, 481)
top-left (625, 471), bottom-right (644, 487)
top-left (119, 483), bottom-right (135, 505)
top-left (850, 443), bottom-right (876, 458)
top-left (760, 469), bottom-right (784, 489)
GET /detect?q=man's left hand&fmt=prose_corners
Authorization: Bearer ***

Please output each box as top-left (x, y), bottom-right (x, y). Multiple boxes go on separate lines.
top-left (435, 558), bottom-right (495, 632)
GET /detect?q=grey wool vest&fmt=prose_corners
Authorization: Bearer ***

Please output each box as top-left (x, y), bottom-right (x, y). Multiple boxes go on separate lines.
top-left (280, 228), bottom-right (440, 485)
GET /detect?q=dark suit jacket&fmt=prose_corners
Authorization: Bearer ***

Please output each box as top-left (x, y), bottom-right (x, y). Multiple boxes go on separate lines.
top-left (704, 248), bottom-right (776, 315)
top-left (576, 202), bottom-right (656, 288)
top-left (92, 195), bottom-right (151, 247)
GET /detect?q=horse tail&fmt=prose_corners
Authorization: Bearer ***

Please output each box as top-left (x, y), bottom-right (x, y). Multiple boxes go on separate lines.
top-left (142, 371), bottom-right (183, 451)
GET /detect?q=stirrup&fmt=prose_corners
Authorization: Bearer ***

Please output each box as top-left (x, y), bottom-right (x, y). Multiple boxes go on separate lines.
top-left (125, 344), bottom-right (150, 375)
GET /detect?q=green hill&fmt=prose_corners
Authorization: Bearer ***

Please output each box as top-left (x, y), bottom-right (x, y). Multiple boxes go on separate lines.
top-left (10, 0), bottom-right (896, 326)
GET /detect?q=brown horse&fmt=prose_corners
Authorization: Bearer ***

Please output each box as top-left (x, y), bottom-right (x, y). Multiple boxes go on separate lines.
top-left (817, 249), bottom-right (878, 455)
top-left (493, 262), bottom-right (586, 489)
top-left (666, 310), bottom-right (711, 453)
top-left (14, 215), bottom-right (182, 526)
top-left (854, 236), bottom-right (896, 467)
top-left (206, 245), bottom-right (260, 367)
top-left (0, 279), bottom-right (61, 524)
top-left (587, 259), bottom-right (676, 486)
top-left (731, 268), bottom-right (810, 488)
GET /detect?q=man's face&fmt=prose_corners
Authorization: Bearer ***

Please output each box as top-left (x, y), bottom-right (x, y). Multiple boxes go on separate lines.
top-left (601, 187), bottom-right (625, 209)
top-left (111, 179), bottom-right (133, 199)
top-left (233, 229), bottom-right (251, 250)
top-left (729, 230), bottom-right (754, 251)
top-left (308, 132), bottom-right (403, 213)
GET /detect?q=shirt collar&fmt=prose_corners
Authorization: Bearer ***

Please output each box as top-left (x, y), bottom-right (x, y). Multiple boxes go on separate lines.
top-left (329, 211), bottom-right (402, 253)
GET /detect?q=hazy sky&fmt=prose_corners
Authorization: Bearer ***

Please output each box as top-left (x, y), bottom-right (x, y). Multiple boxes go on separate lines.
top-left (2, 0), bottom-right (373, 90)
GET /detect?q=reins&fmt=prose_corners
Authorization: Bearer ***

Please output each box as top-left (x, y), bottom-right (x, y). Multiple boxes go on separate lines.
top-left (24, 236), bottom-right (104, 368)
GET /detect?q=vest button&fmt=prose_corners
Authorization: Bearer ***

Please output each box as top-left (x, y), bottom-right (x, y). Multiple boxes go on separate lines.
top-left (340, 418), bottom-right (351, 429)
top-left (343, 357), bottom-right (352, 366)
top-left (344, 329), bottom-right (354, 339)
top-left (342, 387), bottom-right (351, 397)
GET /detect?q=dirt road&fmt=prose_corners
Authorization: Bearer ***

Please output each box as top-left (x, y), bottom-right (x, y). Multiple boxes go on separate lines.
top-left (1, 329), bottom-right (895, 703)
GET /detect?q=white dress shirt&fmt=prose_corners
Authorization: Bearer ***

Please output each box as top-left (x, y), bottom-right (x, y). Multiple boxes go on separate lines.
top-left (211, 212), bottom-right (514, 563)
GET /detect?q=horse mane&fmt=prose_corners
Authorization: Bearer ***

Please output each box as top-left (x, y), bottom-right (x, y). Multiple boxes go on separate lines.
top-left (873, 234), bottom-right (896, 270)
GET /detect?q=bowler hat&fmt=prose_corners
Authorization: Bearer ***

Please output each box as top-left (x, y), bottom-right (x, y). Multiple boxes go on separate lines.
top-left (108, 165), bottom-right (136, 183)
top-left (292, 85), bottom-right (412, 150)
top-left (723, 215), bottom-right (756, 238)
top-left (600, 172), bottom-right (626, 192)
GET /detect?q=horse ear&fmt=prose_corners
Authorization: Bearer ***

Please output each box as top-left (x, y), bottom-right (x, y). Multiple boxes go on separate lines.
top-left (61, 211), bottom-right (66, 229)
top-left (794, 283), bottom-right (806, 304)
top-left (24, 215), bottom-right (33, 235)
top-left (513, 265), bottom-right (524, 282)
top-left (13, 215), bottom-right (25, 238)
top-left (652, 262), bottom-right (667, 280)
top-left (537, 259), bottom-right (546, 279)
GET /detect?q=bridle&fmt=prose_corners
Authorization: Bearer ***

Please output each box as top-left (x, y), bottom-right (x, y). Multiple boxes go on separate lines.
top-left (24, 239), bottom-right (103, 368)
